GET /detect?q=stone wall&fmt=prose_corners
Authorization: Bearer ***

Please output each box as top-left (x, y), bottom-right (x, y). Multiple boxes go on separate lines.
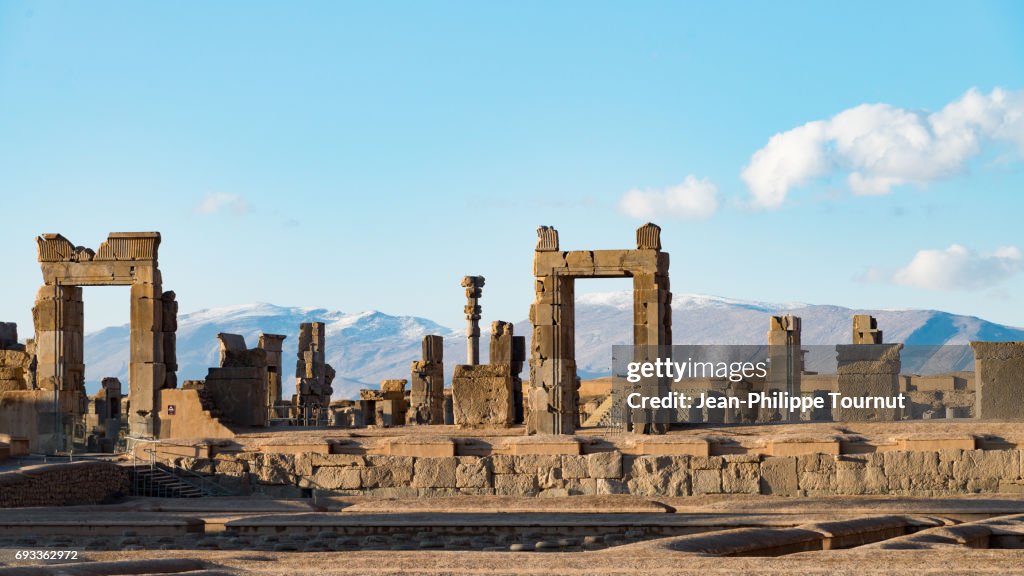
top-left (173, 447), bottom-right (1024, 499)
top-left (0, 461), bottom-right (129, 508)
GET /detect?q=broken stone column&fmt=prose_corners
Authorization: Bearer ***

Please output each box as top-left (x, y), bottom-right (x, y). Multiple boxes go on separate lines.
top-left (489, 321), bottom-right (526, 424)
top-left (853, 314), bottom-right (883, 344)
top-left (259, 333), bottom-right (287, 418)
top-left (764, 314), bottom-right (802, 422)
top-left (409, 335), bottom-right (444, 424)
top-left (381, 379), bottom-right (408, 426)
top-left (461, 276), bottom-right (485, 365)
top-left (971, 342), bottom-right (1024, 420)
top-left (293, 322), bottom-right (335, 424)
top-left (834, 320), bottom-right (902, 421)
top-left (161, 292), bottom-right (178, 389)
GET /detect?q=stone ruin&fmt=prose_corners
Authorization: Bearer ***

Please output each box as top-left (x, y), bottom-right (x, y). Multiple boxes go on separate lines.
top-left (763, 314), bottom-right (803, 422)
top-left (835, 315), bottom-right (902, 421)
top-left (409, 335), bottom-right (445, 424)
top-left (360, 379), bottom-right (408, 427)
top-left (293, 322), bottom-right (336, 425)
top-left (452, 321), bottom-right (526, 429)
top-left (450, 275), bottom-right (527, 429)
top-left (528, 222), bottom-right (672, 435)
top-left (83, 377), bottom-right (122, 452)
top-left (0, 322), bottom-right (34, 392)
top-left (853, 314), bottom-right (883, 344)
top-left (970, 342), bottom-right (1024, 420)
top-left (33, 232), bottom-right (175, 442)
top-left (178, 332), bottom-right (288, 428)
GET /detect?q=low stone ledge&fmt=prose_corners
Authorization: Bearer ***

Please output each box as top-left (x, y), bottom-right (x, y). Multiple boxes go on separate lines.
top-left (504, 436), bottom-right (580, 455)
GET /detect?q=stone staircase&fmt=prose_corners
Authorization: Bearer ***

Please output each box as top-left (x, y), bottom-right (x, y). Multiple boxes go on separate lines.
top-left (128, 464), bottom-right (215, 498)
top-left (582, 395), bottom-right (616, 428)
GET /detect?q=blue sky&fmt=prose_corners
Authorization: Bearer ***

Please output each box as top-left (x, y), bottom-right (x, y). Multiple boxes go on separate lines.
top-left (1, 0), bottom-right (1023, 339)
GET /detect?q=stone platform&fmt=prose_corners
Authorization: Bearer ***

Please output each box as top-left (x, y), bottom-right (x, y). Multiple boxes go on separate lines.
top-left (131, 421), bottom-right (1024, 500)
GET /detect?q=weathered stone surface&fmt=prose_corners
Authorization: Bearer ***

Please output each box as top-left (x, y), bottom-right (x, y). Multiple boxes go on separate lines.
top-left (455, 457), bottom-right (490, 488)
top-left (760, 456), bottom-right (798, 496)
top-left (972, 342), bottom-right (1024, 419)
top-left (722, 462), bottom-right (760, 494)
top-left (493, 473), bottom-right (538, 496)
top-left (627, 455), bottom-right (689, 496)
top-left (311, 466), bottom-right (362, 490)
top-left (692, 468), bottom-right (722, 495)
top-left (412, 457), bottom-right (458, 488)
top-left (561, 455), bottom-right (588, 479)
top-left (953, 449), bottom-right (1021, 492)
top-left (452, 365), bottom-right (514, 428)
top-left (587, 451), bottom-right (622, 479)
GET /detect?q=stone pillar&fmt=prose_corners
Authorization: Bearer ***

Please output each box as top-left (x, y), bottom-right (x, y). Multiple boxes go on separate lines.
top-left (528, 228), bottom-right (577, 434)
top-left (461, 276), bottom-right (485, 365)
top-left (628, 223), bottom-right (672, 433)
top-left (259, 333), bottom-right (287, 418)
top-left (834, 326), bottom-right (902, 421)
top-left (33, 285), bottom-right (85, 398)
top-left (410, 335), bottom-right (444, 424)
top-left (489, 321), bottom-right (526, 424)
top-left (293, 322), bottom-right (335, 424)
top-left (971, 342), bottom-right (1024, 420)
top-left (765, 314), bottom-right (801, 423)
top-left (161, 291), bottom-right (178, 389)
top-left (853, 314), bottom-right (883, 344)
top-left (128, 270), bottom-right (165, 437)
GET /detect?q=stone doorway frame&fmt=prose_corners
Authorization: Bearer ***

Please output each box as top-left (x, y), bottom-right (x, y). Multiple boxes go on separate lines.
top-left (528, 223), bottom-right (672, 434)
top-left (35, 232), bottom-right (175, 441)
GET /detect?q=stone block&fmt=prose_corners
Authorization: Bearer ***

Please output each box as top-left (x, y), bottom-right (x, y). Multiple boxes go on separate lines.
top-left (722, 462), bottom-right (760, 494)
top-left (493, 473), bottom-right (538, 496)
top-left (760, 456), bottom-right (798, 496)
top-left (361, 462), bottom-right (414, 489)
top-left (692, 469), bottom-right (722, 495)
top-left (455, 457), bottom-right (491, 488)
top-left (972, 342), bottom-right (1024, 419)
top-left (626, 455), bottom-right (689, 497)
top-left (587, 451), bottom-right (623, 479)
top-left (452, 367), bottom-right (514, 428)
top-left (412, 457), bottom-right (458, 488)
top-left (310, 467), bottom-right (362, 490)
top-left (561, 455), bottom-right (588, 479)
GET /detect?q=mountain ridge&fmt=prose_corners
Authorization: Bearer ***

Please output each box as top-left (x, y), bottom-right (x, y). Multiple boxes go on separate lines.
top-left (83, 292), bottom-right (1024, 399)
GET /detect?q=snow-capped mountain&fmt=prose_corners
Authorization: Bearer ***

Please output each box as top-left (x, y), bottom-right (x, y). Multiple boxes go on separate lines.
top-left (83, 293), bottom-right (1024, 398)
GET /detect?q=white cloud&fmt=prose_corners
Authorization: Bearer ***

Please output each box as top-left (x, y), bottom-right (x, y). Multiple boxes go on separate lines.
top-left (890, 244), bottom-right (1023, 291)
top-left (618, 175), bottom-right (719, 220)
top-left (194, 192), bottom-right (250, 216)
top-left (742, 88), bottom-right (1024, 208)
